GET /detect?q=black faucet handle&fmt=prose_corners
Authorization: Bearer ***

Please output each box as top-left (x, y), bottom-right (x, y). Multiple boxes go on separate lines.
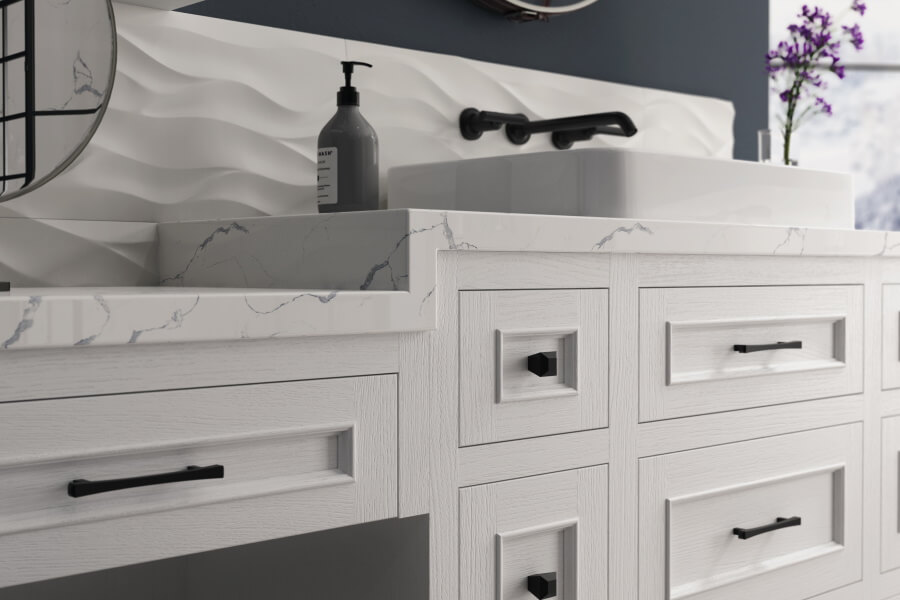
top-left (460, 108), bottom-right (529, 140)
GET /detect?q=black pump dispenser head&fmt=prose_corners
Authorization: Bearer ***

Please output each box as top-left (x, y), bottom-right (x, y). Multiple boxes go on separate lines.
top-left (337, 61), bottom-right (372, 106)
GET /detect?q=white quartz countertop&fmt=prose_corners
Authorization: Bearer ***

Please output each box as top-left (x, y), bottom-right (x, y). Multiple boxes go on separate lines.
top-left (3, 209), bottom-right (899, 351)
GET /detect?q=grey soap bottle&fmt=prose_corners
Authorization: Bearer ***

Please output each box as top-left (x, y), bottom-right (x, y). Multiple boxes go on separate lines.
top-left (317, 61), bottom-right (379, 213)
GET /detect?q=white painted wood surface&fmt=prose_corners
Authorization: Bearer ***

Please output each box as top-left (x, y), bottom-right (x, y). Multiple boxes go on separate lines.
top-left (640, 285), bottom-right (864, 421)
top-left (0, 333), bottom-right (399, 403)
top-left (883, 285), bottom-right (900, 391)
top-left (9, 249), bottom-right (900, 600)
top-left (639, 424), bottom-right (862, 600)
top-left (883, 416), bottom-right (900, 574)
top-left (459, 289), bottom-right (608, 446)
top-left (459, 466), bottom-right (608, 600)
top-left (457, 429), bottom-right (609, 488)
top-left (0, 375), bottom-right (398, 587)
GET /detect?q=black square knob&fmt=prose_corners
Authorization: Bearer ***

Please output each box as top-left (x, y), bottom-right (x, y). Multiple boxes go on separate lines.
top-left (527, 572), bottom-right (557, 598)
top-left (527, 352), bottom-right (558, 377)
top-left (0, 282), bottom-right (9, 292)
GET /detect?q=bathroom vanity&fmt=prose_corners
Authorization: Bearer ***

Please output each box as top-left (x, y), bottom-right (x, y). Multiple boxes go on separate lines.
top-left (2, 209), bottom-right (900, 599)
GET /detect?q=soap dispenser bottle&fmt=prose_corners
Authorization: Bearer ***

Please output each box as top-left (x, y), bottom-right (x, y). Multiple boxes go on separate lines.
top-left (317, 61), bottom-right (379, 213)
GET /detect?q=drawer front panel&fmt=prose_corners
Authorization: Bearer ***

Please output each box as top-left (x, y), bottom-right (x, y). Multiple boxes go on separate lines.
top-left (460, 289), bottom-right (608, 446)
top-left (0, 376), bottom-right (397, 536)
top-left (883, 416), bottom-right (900, 573)
top-left (883, 285), bottom-right (900, 390)
top-left (460, 466), bottom-right (608, 600)
top-left (639, 424), bottom-right (862, 600)
top-left (640, 285), bottom-right (863, 421)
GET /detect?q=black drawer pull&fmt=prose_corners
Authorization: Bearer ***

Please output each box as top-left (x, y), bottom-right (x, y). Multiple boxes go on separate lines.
top-left (527, 352), bottom-right (558, 377)
top-left (733, 340), bottom-right (803, 353)
top-left (68, 464), bottom-right (225, 498)
top-left (527, 572), bottom-right (557, 598)
top-left (733, 516), bottom-right (801, 540)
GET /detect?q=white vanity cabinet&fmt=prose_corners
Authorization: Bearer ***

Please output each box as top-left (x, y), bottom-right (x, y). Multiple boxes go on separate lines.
top-left (459, 288), bottom-right (608, 446)
top-left (460, 466), bottom-right (608, 600)
top-left (882, 416), bottom-right (900, 574)
top-left (7, 237), bottom-right (900, 600)
top-left (640, 424), bottom-right (862, 600)
top-left (0, 368), bottom-right (398, 587)
top-left (883, 285), bottom-right (900, 391)
top-left (640, 285), bottom-right (863, 421)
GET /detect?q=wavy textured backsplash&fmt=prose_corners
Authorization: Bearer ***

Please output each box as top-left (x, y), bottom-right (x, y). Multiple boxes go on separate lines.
top-left (0, 3), bottom-right (734, 224)
top-left (0, 218), bottom-right (157, 286)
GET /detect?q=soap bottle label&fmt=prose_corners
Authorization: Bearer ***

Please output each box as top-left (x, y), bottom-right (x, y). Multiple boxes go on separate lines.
top-left (317, 147), bottom-right (338, 206)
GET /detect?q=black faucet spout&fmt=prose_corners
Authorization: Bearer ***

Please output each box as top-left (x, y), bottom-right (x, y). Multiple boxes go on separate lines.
top-left (506, 111), bottom-right (638, 149)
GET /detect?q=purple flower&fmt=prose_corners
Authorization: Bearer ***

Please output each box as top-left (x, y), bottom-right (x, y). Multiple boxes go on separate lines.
top-left (767, 2), bottom-right (864, 115)
top-left (831, 60), bottom-right (846, 79)
top-left (843, 23), bottom-right (864, 50)
top-left (815, 96), bottom-right (833, 115)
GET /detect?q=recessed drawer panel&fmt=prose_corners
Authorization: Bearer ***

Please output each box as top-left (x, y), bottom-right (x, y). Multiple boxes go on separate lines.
top-left (883, 285), bottom-right (900, 390)
top-left (640, 285), bottom-right (863, 421)
top-left (459, 289), bottom-right (608, 446)
top-left (0, 376), bottom-right (397, 538)
top-left (460, 466), bottom-right (608, 600)
top-left (639, 424), bottom-right (862, 600)
top-left (882, 416), bottom-right (900, 573)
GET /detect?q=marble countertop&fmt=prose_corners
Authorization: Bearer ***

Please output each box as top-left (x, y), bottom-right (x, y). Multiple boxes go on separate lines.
top-left (4, 209), bottom-right (900, 351)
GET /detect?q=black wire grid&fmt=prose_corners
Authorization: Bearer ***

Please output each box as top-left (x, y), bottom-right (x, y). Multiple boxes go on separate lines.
top-left (0, 0), bottom-right (103, 194)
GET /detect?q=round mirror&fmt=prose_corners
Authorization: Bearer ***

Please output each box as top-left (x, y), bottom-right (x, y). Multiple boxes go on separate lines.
top-left (0, 0), bottom-right (116, 201)
top-left (473, 0), bottom-right (600, 20)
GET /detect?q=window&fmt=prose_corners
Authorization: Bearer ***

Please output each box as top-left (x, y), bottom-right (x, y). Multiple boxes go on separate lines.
top-left (769, 1), bottom-right (900, 229)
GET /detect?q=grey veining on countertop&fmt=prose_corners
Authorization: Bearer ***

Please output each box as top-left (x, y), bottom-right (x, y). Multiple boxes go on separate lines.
top-left (2, 209), bottom-right (899, 351)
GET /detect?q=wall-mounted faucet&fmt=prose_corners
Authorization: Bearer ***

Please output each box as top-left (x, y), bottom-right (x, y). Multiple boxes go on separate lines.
top-left (459, 108), bottom-right (529, 140)
top-left (459, 108), bottom-right (638, 149)
top-left (507, 111), bottom-right (638, 149)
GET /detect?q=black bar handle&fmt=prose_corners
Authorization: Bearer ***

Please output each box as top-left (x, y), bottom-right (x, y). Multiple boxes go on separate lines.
top-left (68, 464), bottom-right (224, 498)
top-left (733, 516), bottom-right (801, 540)
top-left (733, 340), bottom-right (803, 353)
top-left (527, 351), bottom-right (558, 377)
top-left (527, 572), bottom-right (557, 598)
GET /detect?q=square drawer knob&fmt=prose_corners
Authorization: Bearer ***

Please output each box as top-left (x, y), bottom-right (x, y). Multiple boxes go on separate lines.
top-left (527, 352), bottom-right (558, 377)
top-left (527, 572), bottom-right (557, 598)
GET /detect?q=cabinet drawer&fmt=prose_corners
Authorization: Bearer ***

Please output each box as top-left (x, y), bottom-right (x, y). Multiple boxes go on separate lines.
top-left (639, 424), bottom-right (862, 600)
top-left (883, 285), bottom-right (900, 390)
top-left (640, 285), bottom-right (863, 421)
top-left (882, 416), bottom-right (900, 573)
top-left (460, 466), bottom-right (608, 600)
top-left (459, 289), bottom-right (608, 446)
top-left (0, 376), bottom-right (397, 586)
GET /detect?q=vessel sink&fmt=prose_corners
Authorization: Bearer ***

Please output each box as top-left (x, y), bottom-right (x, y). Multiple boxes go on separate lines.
top-left (387, 149), bottom-right (854, 229)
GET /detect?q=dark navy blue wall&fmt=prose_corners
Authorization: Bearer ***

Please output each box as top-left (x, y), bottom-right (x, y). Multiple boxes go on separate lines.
top-left (180, 0), bottom-right (768, 160)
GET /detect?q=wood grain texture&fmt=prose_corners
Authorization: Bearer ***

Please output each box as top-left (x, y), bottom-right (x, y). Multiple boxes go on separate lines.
top-left (640, 285), bottom-right (864, 422)
top-left (9, 249), bottom-right (900, 599)
top-left (882, 416), bottom-right (900, 574)
top-left (398, 331), bottom-right (432, 518)
top-left (883, 285), bottom-right (900, 391)
top-left (639, 424), bottom-right (863, 600)
top-left (0, 375), bottom-right (398, 587)
top-left (430, 252), bottom-right (461, 600)
top-left (636, 255), bottom-right (867, 287)
top-left (637, 395), bottom-right (865, 458)
top-left (459, 289), bottom-right (608, 445)
top-left (459, 466), bottom-right (608, 600)
top-left (457, 429), bottom-right (610, 488)
top-left (455, 252), bottom-right (611, 290)
top-left (0, 334), bottom-right (399, 403)
top-left (608, 253), bottom-right (641, 600)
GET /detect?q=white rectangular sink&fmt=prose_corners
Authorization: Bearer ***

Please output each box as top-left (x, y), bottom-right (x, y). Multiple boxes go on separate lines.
top-left (387, 149), bottom-right (855, 229)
